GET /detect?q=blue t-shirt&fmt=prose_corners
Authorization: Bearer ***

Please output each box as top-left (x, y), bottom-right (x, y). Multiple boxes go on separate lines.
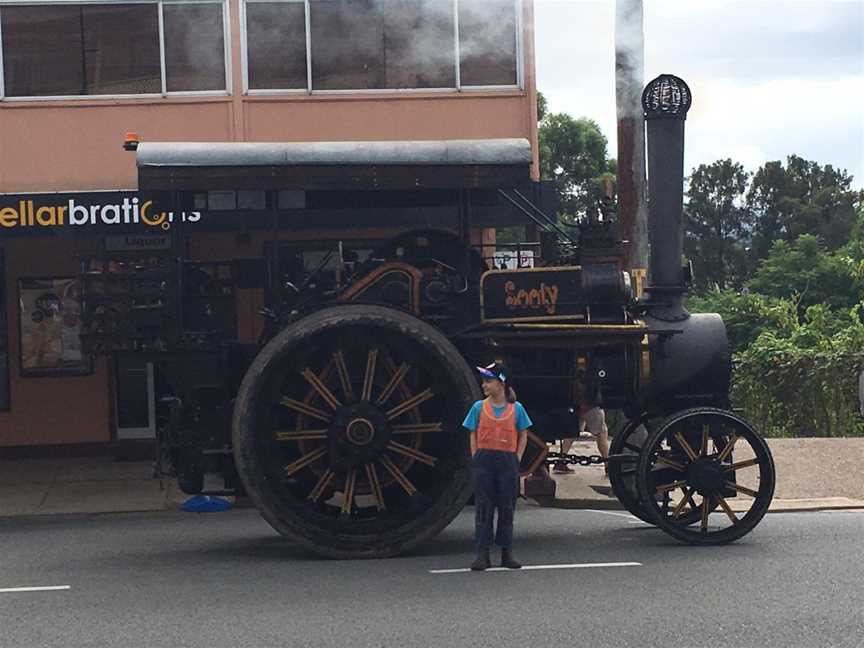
top-left (462, 400), bottom-right (533, 432)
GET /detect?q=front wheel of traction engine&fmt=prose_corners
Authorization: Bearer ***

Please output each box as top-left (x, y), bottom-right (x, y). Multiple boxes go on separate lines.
top-left (232, 304), bottom-right (481, 558)
top-left (636, 408), bottom-right (776, 545)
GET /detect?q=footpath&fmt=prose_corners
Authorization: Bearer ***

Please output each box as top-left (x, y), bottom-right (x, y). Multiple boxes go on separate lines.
top-left (547, 437), bottom-right (864, 513)
top-left (1, 438), bottom-right (863, 518)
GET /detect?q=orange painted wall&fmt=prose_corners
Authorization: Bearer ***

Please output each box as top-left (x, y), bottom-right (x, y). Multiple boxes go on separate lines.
top-left (0, 238), bottom-right (112, 446)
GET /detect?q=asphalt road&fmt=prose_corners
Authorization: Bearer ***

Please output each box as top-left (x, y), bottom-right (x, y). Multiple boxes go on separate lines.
top-left (1, 506), bottom-right (862, 648)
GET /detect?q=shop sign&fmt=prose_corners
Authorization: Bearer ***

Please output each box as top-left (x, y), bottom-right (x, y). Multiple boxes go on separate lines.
top-left (0, 191), bottom-right (202, 237)
top-left (105, 234), bottom-right (172, 251)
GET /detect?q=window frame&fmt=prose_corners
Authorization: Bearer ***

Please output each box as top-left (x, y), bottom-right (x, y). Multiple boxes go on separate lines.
top-left (0, 0), bottom-right (232, 101)
top-left (240, 0), bottom-right (523, 95)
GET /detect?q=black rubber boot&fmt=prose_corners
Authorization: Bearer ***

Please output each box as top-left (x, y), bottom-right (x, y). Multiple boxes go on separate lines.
top-left (501, 548), bottom-right (522, 569)
top-left (470, 548), bottom-right (491, 571)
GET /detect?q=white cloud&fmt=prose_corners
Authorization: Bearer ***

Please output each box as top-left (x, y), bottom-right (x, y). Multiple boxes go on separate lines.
top-left (535, 0), bottom-right (864, 187)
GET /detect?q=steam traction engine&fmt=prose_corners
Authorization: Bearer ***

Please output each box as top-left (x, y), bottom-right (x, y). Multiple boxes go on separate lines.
top-left (84, 75), bottom-right (775, 558)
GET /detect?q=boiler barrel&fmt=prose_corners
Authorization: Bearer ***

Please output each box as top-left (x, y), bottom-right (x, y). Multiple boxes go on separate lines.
top-left (638, 314), bottom-right (731, 415)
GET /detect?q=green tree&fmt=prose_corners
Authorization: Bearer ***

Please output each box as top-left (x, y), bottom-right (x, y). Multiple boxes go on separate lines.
top-left (684, 159), bottom-right (753, 289)
top-left (538, 113), bottom-right (611, 224)
top-left (748, 155), bottom-right (861, 260)
top-left (747, 234), bottom-right (864, 311)
top-left (537, 91), bottom-right (548, 122)
top-left (686, 289), bottom-right (796, 354)
top-left (731, 303), bottom-right (864, 437)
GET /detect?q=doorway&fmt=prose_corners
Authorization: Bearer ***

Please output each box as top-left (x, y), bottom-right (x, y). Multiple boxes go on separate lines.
top-left (114, 356), bottom-right (156, 440)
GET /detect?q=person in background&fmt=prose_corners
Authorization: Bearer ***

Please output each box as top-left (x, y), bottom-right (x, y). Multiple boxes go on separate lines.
top-left (553, 378), bottom-right (609, 474)
top-left (463, 362), bottom-right (532, 571)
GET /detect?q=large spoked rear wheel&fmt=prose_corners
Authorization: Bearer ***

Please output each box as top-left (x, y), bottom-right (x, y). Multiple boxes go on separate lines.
top-left (636, 408), bottom-right (775, 545)
top-left (233, 304), bottom-right (480, 559)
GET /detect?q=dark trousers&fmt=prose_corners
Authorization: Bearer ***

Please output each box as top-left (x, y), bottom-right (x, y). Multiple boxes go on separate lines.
top-left (472, 449), bottom-right (520, 550)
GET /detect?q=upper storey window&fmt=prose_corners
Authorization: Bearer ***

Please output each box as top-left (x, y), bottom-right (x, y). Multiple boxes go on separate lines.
top-left (458, 0), bottom-right (517, 86)
top-left (244, 0), bottom-right (522, 92)
top-left (0, 1), bottom-right (228, 99)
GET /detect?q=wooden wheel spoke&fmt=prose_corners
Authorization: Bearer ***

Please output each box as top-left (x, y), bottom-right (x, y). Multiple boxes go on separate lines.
top-left (308, 469), bottom-right (335, 502)
top-left (392, 422), bottom-right (444, 434)
top-left (387, 441), bottom-right (437, 466)
top-left (380, 455), bottom-right (418, 496)
top-left (723, 457), bottom-right (760, 472)
top-left (285, 446), bottom-right (327, 476)
top-left (725, 480), bottom-right (759, 498)
top-left (717, 435), bottom-right (740, 462)
top-left (672, 486), bottom-right (694, 519)
top-left (386, 388), bottom-right (434, 421)
top-left (365, 463), bottom-right (386, 511)
top-left (281, 398), bottom-right (331, 423)
top-left (302, 368), bottom-right (342, 410)
top-left (276, 429), bottom-right (328, 441)
top-left (376, 362), bottom-right (411, 406)
top-left (674, 431), bottom-right (699, 461)
top-left (700, 424), bottom-right (710, 457)
top-left (656, 456), bottom-right (686, 471)
top-left (361, 349), bottom-right (379, 402)
top-left (332, 351), bottom-right (354, 401)
top-left (382, 354), bottom-right (422, 424)
top-left (655, 479), bottom-right (688, 495)
top-left (686, 490), bottom-right (698, 511)
top-left (341, 468), bottom-right (357, 515)
top-left (700, 495), bottom-right (711, 533)
top-left (301, 360), bottom-right (334, 404)
top-left (716, 495), bottom-right (739, 523)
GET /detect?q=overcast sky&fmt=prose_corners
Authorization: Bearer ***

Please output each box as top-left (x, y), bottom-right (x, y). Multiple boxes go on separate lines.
top-left (535, 0), bottom-right (864, 189)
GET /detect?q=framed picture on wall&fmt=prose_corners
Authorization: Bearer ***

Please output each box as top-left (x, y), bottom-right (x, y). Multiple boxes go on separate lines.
top-left (18, 277), bottom-right (92, 377)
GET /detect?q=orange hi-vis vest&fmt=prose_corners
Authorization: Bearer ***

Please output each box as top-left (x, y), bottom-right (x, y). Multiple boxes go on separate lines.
top-left (476, 399), bottom-right (518, 453)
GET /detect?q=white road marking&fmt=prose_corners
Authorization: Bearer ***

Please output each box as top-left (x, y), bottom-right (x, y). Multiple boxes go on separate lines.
top-left (430, 562), bottom-right (641, 574)
top-left (0, 586), bottom-right (71, 594)
top-left (583, 509), bottom-right (651, 524)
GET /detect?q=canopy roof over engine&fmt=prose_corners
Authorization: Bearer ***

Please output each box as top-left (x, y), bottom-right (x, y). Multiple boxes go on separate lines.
top-left (136, 139), bottom-right (533, 192)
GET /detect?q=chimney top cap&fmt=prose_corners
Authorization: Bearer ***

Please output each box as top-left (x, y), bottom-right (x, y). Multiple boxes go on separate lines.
top-left (642, 74), bottom-right (691, 120)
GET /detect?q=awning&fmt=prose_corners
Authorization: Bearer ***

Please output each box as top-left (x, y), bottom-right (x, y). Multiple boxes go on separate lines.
top-left (136, 139), bottom-right (533, 191)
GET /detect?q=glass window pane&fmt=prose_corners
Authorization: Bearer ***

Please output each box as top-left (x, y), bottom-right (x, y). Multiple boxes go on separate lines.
top-left (2, 6), bottom-right (86, 96)
top-left (382, 0), bottom-right (454, 88)
top-left (238, 190), bottom-right (266, 210)
top-left (1, 4), bottom-right (160, 97)
top-left (458, 0), bottom-right (517, 86)
top-left (310, 0), bottom-right (455, 90)
top-left (208, 191), bottom-right (236, 210)
top-left (82, 4), bottom-right (161, 94)
top-left (164, 3), bottom-right (226, 91)
top-left (278, 190), bottom-right (306, 209)
top-left (246, 1), bottom-right (308, 90)
top-left (310, 0), bottom-right (385, 90)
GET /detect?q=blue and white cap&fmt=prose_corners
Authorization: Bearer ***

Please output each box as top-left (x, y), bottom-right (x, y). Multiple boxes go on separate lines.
top-left (476, 362), bottom-right (509, 383)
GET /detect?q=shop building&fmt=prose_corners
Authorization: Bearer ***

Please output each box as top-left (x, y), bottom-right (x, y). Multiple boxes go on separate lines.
top-left (0, 0), bottom-right (540, 454)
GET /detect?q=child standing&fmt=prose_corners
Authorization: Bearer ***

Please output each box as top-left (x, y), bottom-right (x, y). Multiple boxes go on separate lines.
top-left (462, 362), bottom-right (532, 571)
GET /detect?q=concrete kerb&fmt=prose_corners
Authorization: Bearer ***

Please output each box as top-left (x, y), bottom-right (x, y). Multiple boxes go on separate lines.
top-left (535, 493), bottom-right (864, 514)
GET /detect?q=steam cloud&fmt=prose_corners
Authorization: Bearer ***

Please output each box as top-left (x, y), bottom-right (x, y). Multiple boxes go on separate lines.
top-left (615, 0), bottom-right (645, 120)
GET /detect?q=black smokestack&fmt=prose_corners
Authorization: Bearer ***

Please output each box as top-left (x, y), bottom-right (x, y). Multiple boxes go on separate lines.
top-left (642, 74), bottom-right (691, 318)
